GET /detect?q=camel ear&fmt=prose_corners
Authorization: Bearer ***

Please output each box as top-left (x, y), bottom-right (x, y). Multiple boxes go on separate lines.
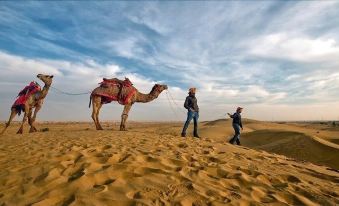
top-left (50, 75), bottom-right (54, 78)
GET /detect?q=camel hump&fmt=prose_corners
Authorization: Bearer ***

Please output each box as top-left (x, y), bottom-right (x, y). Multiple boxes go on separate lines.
top-left (101, 77), bottom-right (133, 87)
top-left (103, 77), bottom-right (121, 83)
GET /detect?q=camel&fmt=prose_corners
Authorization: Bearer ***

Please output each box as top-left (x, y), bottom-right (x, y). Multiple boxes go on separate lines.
top-left (89, 79), bottom-right (168, 131)
top-left (1, 74), bottom-right (53, 135)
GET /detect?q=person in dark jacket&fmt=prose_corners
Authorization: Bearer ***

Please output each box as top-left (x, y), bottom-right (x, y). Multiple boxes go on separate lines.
top-left (181, 88), bottom-right (200, 138)
top-left (227, 107), bottom-right (243, 145)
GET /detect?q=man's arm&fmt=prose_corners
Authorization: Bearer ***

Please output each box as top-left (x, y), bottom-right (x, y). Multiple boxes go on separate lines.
top-left (227, 113), bottom-right (234, 118)
top-left (184, 97), bottom-right (190, 110)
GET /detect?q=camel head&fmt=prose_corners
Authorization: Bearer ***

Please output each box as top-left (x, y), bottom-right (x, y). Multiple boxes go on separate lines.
top-left (37, 74), bottom-right (54, 86)
top-left (151, 84), bottom-right (168, 95)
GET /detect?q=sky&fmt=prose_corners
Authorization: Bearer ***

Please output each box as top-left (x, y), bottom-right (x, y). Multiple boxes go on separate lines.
top-left (1, 1), bottom-right (339, 122)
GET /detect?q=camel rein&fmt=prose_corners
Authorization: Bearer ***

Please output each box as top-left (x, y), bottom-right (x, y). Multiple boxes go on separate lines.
top-left (50, 86), bottom-right (92, 96)
top-left (51, 87), bottom-right (187, 118)
top-left (165, 90), bottom-right (186, 118)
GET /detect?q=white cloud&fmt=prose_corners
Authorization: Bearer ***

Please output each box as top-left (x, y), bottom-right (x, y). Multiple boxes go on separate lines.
top-left (1, 2), bottom-right (339, 121)
top-left (250, 33), bottom-right (339, 62)
top-left (108, 37), bottom-right (140, 59)
top-left (0, 51), bottom-right (61, 77)
top-left (286, 74), bottom-right (301, 81)
top-left (127, 6), bottom-right (171, 35)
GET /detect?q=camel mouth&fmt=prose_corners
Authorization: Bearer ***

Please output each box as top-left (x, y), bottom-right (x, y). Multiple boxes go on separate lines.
top-left (164, 85), bottom-right (168, 90)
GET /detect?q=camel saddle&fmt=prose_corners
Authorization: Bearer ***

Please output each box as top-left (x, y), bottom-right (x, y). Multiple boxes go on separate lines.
top-left (12, 81), bottom-right (41, 115)
top-left (97, 77), bottom-right (136, 105)
top-left (100, 77), bottom-right (133, 88)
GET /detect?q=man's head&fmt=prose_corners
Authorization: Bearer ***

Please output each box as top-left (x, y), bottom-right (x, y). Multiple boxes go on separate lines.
top-left (189, 87), bottom-right (196, 95)
top-left (237, 107), bottom-right (243, 113)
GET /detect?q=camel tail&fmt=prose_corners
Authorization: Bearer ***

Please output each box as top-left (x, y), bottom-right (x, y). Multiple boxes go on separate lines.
top-left (89, 95), bottom-right (92, 108)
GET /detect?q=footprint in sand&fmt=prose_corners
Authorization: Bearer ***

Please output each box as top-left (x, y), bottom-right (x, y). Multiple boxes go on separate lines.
top-left (33, 172), bottom-right (49, 186)
top-left (68, 168), bottom-right (85, 182)
top-left (91, 179), bottom-right (114, 193)
top-left (62, 194), bottom-right (76, 206)
top-left (285, 175), bottom-right (301, 184)
top-left (101, 144), bottom-right (112, 150)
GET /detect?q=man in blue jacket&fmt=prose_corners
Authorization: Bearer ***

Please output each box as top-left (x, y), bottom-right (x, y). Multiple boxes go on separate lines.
top-left (181, 88), bottom-right (200, 138)
top-left (228, 107), bottom-right (243, 145)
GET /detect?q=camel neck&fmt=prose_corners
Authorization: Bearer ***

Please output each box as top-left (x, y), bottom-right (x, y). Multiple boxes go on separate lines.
top-left (135, 90), bottom-right (159, 103)
top-left (40, 84), bottom-right (50, 99)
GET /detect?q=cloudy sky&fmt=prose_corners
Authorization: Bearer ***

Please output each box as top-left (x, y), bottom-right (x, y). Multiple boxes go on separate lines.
top-left (1, 1), bottom-right (339, 122)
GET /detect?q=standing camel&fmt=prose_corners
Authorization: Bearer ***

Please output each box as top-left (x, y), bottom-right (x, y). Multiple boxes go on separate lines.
top-left (1, 74), bottom-right (53, 135)
top-left (89, 79), bottom-right (167, 131)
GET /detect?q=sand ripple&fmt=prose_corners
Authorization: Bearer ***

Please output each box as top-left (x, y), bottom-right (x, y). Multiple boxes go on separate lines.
top-left (0, 123), bottom-right (338, 205)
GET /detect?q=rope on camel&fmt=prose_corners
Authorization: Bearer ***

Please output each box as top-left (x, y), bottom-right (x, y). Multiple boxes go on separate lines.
top-left (51, 86), bottom-right (190, 119)
top-left (166, 91), bottom-right (186, 115)
top-left (166, 90), bottom-right (186, 114)
top-left (165, 92), bottom-right (180, 118)
top-left (50, 86), bottom-right (92, 96)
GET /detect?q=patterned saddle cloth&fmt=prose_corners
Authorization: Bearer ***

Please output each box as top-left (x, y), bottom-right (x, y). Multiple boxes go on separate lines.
top-left (12, 81), bottom-right (41, 115)
top-left (97, 78), bottom-right (136, 105)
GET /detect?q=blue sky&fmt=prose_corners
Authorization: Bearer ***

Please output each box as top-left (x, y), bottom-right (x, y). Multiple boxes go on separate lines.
top-left (1, 1), bottom-right (339, 121)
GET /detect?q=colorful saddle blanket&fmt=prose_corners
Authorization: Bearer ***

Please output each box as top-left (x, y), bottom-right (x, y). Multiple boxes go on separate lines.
top-left (12, 82), bottom-right (41, 115)
top-left (100, 78), bottom-right (133, 88)
top-left (96, 78), bottom-right (136, 105)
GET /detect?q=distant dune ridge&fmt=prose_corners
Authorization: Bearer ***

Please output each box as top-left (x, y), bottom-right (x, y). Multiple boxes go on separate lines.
top-left (242, 130), bottom-right (339, 170)
top-left (201, 119), bottom-right (339, 170)
top-left (0, 121), bottom-right (338, 205)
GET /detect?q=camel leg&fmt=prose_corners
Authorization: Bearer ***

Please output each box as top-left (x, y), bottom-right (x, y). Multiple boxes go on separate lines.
top-left (91, 97), bottom-right (99, 129)
top-left (29, 106), bottom-right (40, 133)
top-left (17, 105), bottom-right (29, 134)
top-left (91, 96), bottom-right (103, 130)
top-left (28, 109), bottom-right (33, 132)
top-left (120, 104), bottom-right (132, 131)
top-left (96, 103), bottom-right (103, 130)
top-left (0, 108), bottom-right (17, 135)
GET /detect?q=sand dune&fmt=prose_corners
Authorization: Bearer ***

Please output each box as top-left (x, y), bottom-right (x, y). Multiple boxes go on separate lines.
top-left (241, 130), bottom-right (339, 170)
top-left (201, 119), bottom-right (339, 169)
top-left (0, 122), bottom-right (338, 205)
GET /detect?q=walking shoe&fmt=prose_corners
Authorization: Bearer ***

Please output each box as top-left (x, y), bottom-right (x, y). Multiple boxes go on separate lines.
top-left (181, 133), bottom-right (186, 137)
top-left (194, 133), bottom-right (200, 138)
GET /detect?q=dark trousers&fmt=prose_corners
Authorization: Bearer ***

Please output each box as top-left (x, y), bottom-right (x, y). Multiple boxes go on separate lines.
top-left (182, 111), bottom-right (199, 136)
top-left (229, 123), bottom-right (241, 145)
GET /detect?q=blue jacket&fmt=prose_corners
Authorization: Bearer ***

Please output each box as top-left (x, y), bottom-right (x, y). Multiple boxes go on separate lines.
top-left (230, 112), bottom-right (242, 128)
top-left (184, 95), bottom-right (199, 112)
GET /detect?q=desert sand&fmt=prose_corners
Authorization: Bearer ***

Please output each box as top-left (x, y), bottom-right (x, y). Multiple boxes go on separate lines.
top-left (0, 120), bottom-right (338, 206)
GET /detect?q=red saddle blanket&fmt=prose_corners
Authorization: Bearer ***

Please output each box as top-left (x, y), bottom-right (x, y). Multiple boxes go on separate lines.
top-left (12, 82), bottom-right (41, 114)
top-left (96, 78), bottom-right (136, 105)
